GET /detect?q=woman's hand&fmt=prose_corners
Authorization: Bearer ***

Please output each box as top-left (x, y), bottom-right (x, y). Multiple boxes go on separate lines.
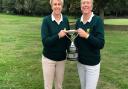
top-left (58, 30), bottom-right (67, 38)
top-left (77, 28), bottom-right (89, 39)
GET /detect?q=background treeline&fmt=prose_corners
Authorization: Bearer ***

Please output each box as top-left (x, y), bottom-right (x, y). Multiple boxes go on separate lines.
top-left (0, 0), bottom-right (128, 18)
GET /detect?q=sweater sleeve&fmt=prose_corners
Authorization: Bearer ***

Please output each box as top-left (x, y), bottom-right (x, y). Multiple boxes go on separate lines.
top-left (41, 17), bottom-right (59, 47)
top-left (86, 17), bottom-right (105, 49)
top-left (66, 17), bottom-right (71, 49)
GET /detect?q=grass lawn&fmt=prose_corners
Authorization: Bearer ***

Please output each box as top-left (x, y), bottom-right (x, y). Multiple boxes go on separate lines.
top-left (0, 14), bottom-right (128, 89)
top-left (104, 19), bottom-right (128, 25)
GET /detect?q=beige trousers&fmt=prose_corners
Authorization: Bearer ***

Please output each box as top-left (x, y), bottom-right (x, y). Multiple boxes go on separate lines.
top-left (42, 56), bottom-right (65, 89)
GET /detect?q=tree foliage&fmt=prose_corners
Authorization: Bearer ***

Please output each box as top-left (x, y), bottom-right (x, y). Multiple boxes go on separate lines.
top-left (0, 0), bottom-right (127, 17)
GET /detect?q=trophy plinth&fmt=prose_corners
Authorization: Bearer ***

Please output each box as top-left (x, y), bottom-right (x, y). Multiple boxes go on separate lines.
top-left (66, 30), bottom-right (78, 61)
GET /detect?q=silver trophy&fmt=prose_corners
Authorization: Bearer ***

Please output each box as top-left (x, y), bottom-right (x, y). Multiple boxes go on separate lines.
top-left (66, 30), bottom-right (78, 61)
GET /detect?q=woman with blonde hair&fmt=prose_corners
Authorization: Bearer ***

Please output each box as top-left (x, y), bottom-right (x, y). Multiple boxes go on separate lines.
top-left (41, 0), bottom-right (70, 89)
top-left (75, 0), bottom-right (105, 89)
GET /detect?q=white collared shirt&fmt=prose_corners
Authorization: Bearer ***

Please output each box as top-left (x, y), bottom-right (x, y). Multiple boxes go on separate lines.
top-left (80, 12), bottom-right (94, 24)
top-left (51, 14), bottom-right (63, 24)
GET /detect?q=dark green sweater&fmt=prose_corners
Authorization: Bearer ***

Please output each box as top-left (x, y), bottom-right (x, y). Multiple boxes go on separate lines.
top-left (75, 15), bottom-right (105, 65)
top-left (41, 15), bottom-right (70, 61)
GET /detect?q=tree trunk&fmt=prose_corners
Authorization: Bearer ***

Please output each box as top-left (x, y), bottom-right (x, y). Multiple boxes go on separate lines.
top-left (0, 0), bottom-right (2, 12)
top-left (99, 8), bottom-right (104, 21)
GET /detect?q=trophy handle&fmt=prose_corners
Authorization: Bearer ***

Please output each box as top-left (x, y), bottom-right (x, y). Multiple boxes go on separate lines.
top-left (66, 30), bottom-right (78, 61)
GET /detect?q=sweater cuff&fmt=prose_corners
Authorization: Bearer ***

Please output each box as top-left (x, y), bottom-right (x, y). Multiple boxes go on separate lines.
top-left (86, 34), bottom-right (90, 39)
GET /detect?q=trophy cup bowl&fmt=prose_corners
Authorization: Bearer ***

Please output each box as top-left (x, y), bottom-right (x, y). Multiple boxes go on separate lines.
top-left (66, 30), bottom-right (78, 61)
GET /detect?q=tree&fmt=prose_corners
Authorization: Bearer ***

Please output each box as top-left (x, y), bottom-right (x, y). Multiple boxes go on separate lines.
top-left (107, 0), bottom-right (128, 16)
top-left (98, 0), bottom-right (128, 17)
top-left (6, 0), bottom-right (15, 13)
top-left (0, 0), bottom-right (2, 11)
top-left (15, 0), bottom-right (24, 14)
top-left (94, 0), bottom-right (110, 20)
top-left (0, 0), bottom-right (127, 17)
top-left (24, 0), bottom-right (35, 15)
top-left (64, 0), bottom-right (80, 16)
top-left (33, 0), bottom-right (51, 16)
top-left (1, 0), bottom-right (7, 12)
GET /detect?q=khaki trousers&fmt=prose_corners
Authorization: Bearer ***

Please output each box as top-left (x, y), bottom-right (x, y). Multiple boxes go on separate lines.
top-left (42, 56), bottom-right (65, 89)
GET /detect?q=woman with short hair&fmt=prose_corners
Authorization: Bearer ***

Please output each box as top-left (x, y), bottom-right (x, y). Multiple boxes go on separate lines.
top-left (41, 0), bottom-right (70, 89)
top-left (75, 0), bottom-right (105, 89)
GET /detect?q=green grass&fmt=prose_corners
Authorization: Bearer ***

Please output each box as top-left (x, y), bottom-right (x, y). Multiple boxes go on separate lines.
top-left (68, 15), bottom-right (128, 25)
top-left (104, 19), bottom-right (128, 25)
top-left (0, 14), bottom-right (128, 89)
top-left (0, 14), bottom-right (43, 89)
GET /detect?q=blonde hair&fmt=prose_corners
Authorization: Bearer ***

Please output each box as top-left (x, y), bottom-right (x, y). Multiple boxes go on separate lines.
top-left (50, 0), bottom-right (64, 6)
top-left (81, 0), bottom-right (93, 7)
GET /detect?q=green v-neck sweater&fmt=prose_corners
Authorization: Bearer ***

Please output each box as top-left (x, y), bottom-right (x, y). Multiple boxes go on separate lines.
top-left (41, 15), bottom-right (70, 61)
top-left (75, 15), bottom-right (105, 65)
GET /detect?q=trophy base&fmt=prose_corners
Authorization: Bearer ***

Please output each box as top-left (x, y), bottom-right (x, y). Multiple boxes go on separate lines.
top-left (67, 52), bottom-right (78, 61)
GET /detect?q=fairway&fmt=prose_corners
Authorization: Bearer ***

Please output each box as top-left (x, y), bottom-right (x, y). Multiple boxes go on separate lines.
top-left (104, 19), bottom-right (128, 25)
top-left (0, 14), bottom-right (128, 89)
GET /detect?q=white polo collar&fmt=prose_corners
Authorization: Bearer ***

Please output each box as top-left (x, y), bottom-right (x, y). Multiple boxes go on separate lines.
top-left (80, 12), bottom-right (94, 24)
top-left (51, 14), bottom-right (63, 24)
